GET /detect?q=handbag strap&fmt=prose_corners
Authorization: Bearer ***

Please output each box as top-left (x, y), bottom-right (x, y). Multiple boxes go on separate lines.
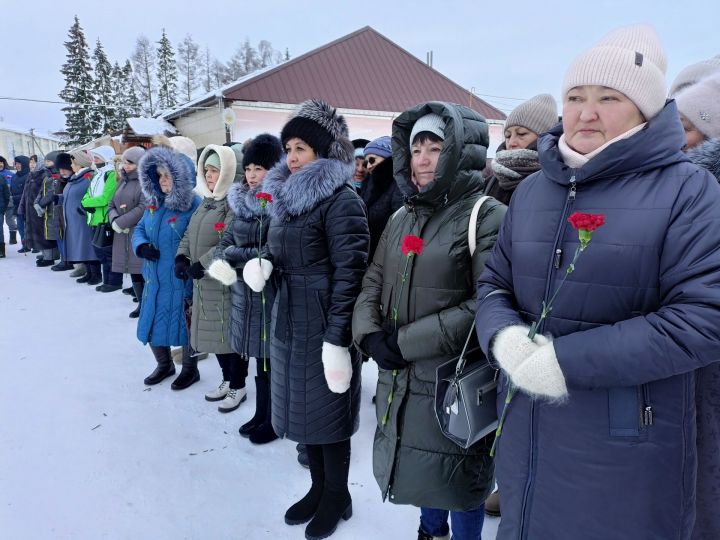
top-left (468, 196), bottom-right (490, 256)
top-left (453, 319), bottom-right (477, 376)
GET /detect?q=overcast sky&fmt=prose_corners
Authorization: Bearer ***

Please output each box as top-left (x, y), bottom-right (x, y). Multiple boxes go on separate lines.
top-left (2, 0), bottom-right (718, 135)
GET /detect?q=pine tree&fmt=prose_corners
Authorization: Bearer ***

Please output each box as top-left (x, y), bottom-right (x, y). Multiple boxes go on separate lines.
top-left (59, 16), bottom-right (96, 145)
top-left (241, 38), bottom-right (259, 73)
top-left (225, 46), bottom-right (246, 82)
top-left (123, 61), bottom-right (142, 117)
top-left (131, 35), bottom-right (156, 116)
top-left (258, 40), bottom-right (274, 68)
top-left (91, 39), bottom-right (114, 137)
top-left (156, 29), bottom-right (178, 111)
top-left (284, 48), bottom-right (291, 61)
top-left (212, 59), bottom-right (230, 88)
top-left (110, 62), bottom-right (130, 131)
top-left (177, 34), bottom-right (200, 102)
top-left (200, 46), bottom-right (213, 92)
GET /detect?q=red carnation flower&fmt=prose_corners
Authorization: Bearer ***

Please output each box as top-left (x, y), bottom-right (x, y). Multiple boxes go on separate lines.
top-left (167, 216), bottom-right (177, 224)
top-left (214, 222), bottom-right (225, 232)
top-left (83, 173), bottom-right (93, 179)
top-left (147, 205), bottom-right (157, 213)
top-left (256, 192), bottom-right (272, 203)
top-left (401, 235), bottom-right (424, 256)
top-left (568, 212), bottom-right (605, 232)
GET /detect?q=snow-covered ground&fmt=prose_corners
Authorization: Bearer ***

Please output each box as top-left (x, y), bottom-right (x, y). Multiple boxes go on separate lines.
top-left (0, 238), bottom-right (499, 540)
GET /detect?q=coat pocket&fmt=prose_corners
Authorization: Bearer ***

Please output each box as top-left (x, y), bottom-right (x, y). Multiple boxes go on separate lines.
top-left (314, 290), bottom-right (327, 331)
top-left (608, 385), bottom-right (651, 440)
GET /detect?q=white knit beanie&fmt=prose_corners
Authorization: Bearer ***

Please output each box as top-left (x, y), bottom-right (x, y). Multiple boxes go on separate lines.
top-left (669, 55), bottom-right (720, 97)
top-left (675, 74), bottom-right (720, 138)
top-left (169, 136), bottom-right (197, 167)
top-left (410, 113), bottom-right (445, 146)
top-left (563, 25), bottom-right (667, 121)
top-left (505, 94), bottom-right (558, 135)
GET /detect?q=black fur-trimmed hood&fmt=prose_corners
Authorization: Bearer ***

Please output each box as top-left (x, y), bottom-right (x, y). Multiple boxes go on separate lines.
top-left (138, 146), bottom-right (197, 211)
top-left (688, 138), bottom-right (720, 180)
top-left (227, 182), bottom-right (266, 220)
top-left (262, 158), bottom-right (354, 222)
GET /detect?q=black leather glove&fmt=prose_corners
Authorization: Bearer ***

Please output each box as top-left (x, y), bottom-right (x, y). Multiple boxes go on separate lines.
top-left (174, 255), bottom-right (190, 279)
top-left (137, 243), bottom-right (161, 261)
top-left (187, 261), bottom-right (205, 280)
top-left (363, 327), bottom-right (407, 371)
top-left (76, 205), bottom-right (87, 216)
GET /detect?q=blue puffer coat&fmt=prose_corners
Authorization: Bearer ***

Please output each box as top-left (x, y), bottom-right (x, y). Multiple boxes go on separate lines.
top-left (475, 102), bottom-right (720, 540)
top-left (133, 147), bottom-right (201, 347)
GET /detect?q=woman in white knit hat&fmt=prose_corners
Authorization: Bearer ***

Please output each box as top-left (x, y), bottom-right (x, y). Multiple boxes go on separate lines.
top-left (475, 25), bottom-right (720, 539)
top-left (675, 74), bottom-right (720, 151)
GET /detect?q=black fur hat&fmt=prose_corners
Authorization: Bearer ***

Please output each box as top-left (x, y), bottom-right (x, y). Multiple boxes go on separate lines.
top-left (242, 133), bottom-right (282, 170)
top-left (55, 152), bottom-right (73, 171)
top-left (280, 99), bottom-right (354, 162)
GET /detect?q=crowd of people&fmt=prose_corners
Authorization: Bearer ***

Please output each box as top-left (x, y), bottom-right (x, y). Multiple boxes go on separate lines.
top-left (3, 24), bottom-right (720, 540)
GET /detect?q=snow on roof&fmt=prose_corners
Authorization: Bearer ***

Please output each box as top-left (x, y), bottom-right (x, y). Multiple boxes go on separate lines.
top-left (0, 121), bottom-right (62, 142)
top-left (160, 62), bottom-right (288, 120)
top-left (126, 117), bottom-right (177, 136)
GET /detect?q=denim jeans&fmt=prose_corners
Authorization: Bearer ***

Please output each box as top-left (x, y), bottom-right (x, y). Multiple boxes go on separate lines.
top-left (420, 505), bottom-right (485, 540)
top-left (57, 238), bottom-right (66, 262)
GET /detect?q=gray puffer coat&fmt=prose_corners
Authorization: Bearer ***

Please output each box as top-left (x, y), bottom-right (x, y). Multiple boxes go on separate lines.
top-left (353, 101), bottom-right (504, 511)
top-left (176, 145), bottom-right (236, 354)
top-left (108, 169), bottom-right (146, 274)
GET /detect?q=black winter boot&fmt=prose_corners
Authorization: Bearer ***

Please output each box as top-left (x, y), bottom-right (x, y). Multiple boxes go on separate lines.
top-left (129, 282), bottom-right (143, 318)
top-left (145, 346), bottom-right (176, 385)
top-left (171, 348), bottom-right (200, 390)
top-left (9, 231), bottom-right (17, 245)
top-left (86, 264), bottom-right (102, 285)
top-left (304, 441), bottom-right (352, 540)
top-left (239, 376), bottom-right (265, 437)
top-left (249, 371), bottom-right (279, 445)
top-left (0, 243), bottom-right (5, 258)
top-left (285, 445), bottom-right (325, 525)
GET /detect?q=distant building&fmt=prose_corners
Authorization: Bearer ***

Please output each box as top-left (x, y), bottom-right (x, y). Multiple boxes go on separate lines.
top-left (0, 122), bottom-right (62, 161)
top-left (163, 26), bottom-right (506, 154)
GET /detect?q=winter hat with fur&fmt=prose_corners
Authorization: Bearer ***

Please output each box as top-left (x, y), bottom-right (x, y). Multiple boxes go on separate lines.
top-left (363, 136), bottom-right (392, 159)
top-left (675, 74), bottom-right (720, 138)
top-left (563, 25), bottom-right (668, 121)
top-left (121, 146), bottom-right (145, 165)
top-left (242, 133), bottom-right (282, 170)
top-left (70, 149), bottom-right (92, 169)
top-left (280, 99), bottom-right (353, 162)
top-left (55, 152), bottom-right (73, 171)
top-left (410, 113), bottom-right (445, 145)
top-left (669, 55), bottom-right (720, 97)
top-left (505, 94), bottom-right (558, 135)
top-left (352, 138), bottom-right (370, 159)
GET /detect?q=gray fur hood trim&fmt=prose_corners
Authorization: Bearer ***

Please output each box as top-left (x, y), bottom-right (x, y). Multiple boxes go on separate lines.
top-left (138, 146), bottom-right (197, 212)
top-left (262, 158), bottom-right (354, 221)
top-left (227, 182), bottom-right (266, 220)
top-left (688, 138), bottom-right (720, 180)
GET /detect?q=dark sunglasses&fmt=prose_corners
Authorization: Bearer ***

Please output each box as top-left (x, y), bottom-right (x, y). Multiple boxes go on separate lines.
top-left (363, 157), bottom-right (378, 167)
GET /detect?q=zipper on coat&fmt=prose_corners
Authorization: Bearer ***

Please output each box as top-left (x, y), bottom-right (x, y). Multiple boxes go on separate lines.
top-left (519, 178), bottom-right (577, 540)
top-left (641, 384), bottom-right (653, 426)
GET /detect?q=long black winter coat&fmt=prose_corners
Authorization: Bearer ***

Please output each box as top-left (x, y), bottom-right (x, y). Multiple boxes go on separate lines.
top-left (215, 182), bottom-right (276, 359)
top-left (0, 180), bottom-right (8, 215)
top-left (263, 158), bottom-right (370, 445)
top-left (23, 166), bottom-right (55, 250)
top-left (359, 158), bottom-right (404, 261)
top-left (10, 156), bottom-right (29, 212)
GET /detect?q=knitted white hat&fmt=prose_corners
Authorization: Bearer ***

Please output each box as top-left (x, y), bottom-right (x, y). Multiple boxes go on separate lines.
top-left (410, 113), bottom-right (445, 146)
top-left (675, 74), bottom-right (720, 138)
top-left (669, 55), bottom-right (720, 97)
top-left (505, 94), bottom-right (558, 135)
top-left (168, 136), bottom-right (197, 167)
top-left (563, 25), bottom-right (667, 121)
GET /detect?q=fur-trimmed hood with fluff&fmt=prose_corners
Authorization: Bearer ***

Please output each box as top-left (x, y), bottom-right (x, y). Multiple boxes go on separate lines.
top-left (688, 138), bottom-right (720, 179)
top-left (262, 159), bottom-right (354, 222)
top-left (138, 146), bottom-right (197, 212)
top-left (195, 145), bottom-right (236, 201)
top-left (226, 181), bottom-right (266, 221)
